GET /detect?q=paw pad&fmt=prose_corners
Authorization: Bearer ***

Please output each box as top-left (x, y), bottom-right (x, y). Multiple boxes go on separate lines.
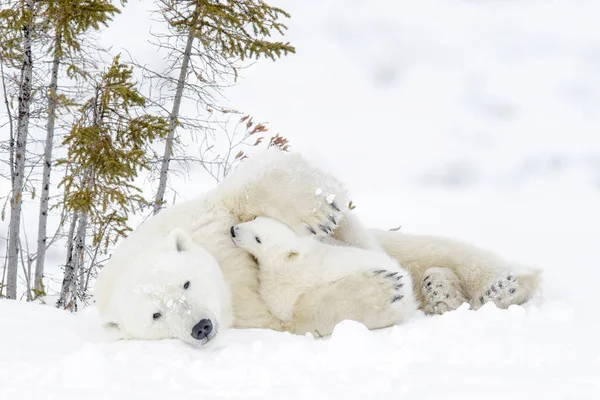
top-left (421, 269), bottom-right (468, 315)
top-left (477, 273), bottom-right (520, 308)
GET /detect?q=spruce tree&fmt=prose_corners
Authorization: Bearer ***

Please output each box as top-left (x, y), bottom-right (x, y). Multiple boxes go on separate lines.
top-left (56, 55), bottom-right (168, 310)
top-left (33, 0), bottom-right (121, 297)
top-left (151, 0), bottom-right (296, 214)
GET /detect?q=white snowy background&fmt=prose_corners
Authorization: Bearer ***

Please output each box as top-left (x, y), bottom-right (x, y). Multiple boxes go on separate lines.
top-left (2, 0), bottom-right (600, 398)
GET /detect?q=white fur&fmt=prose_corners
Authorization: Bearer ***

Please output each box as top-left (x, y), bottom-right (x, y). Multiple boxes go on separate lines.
top-left (95, 229), bottom-right (232, 345)
top-left (231, 217), bottom-right (417, 323)
top-left (95, 148), bottom-right (543, 343)
top-left (361, 230), bottom-right (542, 313)
top-left (96, 149), bottom-right (363, 341)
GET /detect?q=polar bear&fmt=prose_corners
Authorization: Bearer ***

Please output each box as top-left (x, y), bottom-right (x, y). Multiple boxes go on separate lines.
top-left (96, 148), bottom-right (396, 343)
top-left (95, 148), bottom-right (542, 344)
top-left (96, 229), bottom-right (232, 345)
top-left (230, 216), bottom-right (417, 327)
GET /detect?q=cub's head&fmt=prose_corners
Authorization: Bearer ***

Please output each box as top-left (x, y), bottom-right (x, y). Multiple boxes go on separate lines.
top-left (102, 229), bottom-right (232, 346)
top-left (230, 217), bottom-right (301, 262)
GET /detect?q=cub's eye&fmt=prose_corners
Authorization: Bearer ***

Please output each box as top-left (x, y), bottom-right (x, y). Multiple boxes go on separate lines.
top-left (152, 312), bottom-right (162, 320)
top-left (183, 281), bottom-right (190, 290)
top-left (255, 236), bottom-right (261, 243)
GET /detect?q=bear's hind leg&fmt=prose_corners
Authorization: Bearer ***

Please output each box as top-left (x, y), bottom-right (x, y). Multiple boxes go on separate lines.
top-left (421, 267), bottom-right (468, 315)
top-left (471, 269), bottom-right (541, 310)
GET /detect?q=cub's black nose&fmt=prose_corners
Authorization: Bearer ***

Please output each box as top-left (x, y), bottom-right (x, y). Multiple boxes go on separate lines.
top-left (191, 319), bottom-right (213, 340)
top-left (230, 226), bottom-right (236, 237)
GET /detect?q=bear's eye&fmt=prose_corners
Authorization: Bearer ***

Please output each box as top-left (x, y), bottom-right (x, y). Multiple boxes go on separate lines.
top-left (152, 312), bottom-right (162, 320)
top-left (183, 281), bottom-right (190, 290)
top-left (255, 236), bottom-right (261, 243)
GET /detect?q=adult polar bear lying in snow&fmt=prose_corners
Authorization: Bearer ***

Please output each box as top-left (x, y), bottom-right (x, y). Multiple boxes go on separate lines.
top-left (231, 216), bottom-right (417, 327)
top-left (95, 149), bottom-right (541, 345)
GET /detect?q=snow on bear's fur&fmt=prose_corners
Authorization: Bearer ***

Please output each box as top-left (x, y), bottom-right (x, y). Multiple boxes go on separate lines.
top-left (94, 229), bottom-right (232, 345)
top-left (95, 148), bottom-right (542, 345)
top-left (231, 217), bottom-right (417, 324)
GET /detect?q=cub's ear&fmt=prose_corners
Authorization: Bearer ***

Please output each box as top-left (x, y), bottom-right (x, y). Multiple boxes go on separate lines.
top-left (168, 229), bottom-right (195, 252)
top-left (287, 251), bottom-right (299, 260)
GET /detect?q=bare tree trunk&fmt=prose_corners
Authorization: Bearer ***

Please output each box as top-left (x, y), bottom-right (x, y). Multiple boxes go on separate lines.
top-left (18, 237), bottom-right (33, 301)
top-left (1, 250), bottom-right (7, 297)
top-left (0, 54), bottom-right (15, 188)
top-left (57, 212), bottom-right (85, 311)
top-left (70, 211), bottom-right (89, 311)
top-left (34, 34), bottom-right (61, 294)
top-left (7, 0), bottom-right (35, 299)
top-left (56, 213), bottom-right (77, 309)
top-left (152, 27), bottom-right (196, 215)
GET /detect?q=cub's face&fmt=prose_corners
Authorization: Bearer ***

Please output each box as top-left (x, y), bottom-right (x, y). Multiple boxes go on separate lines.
top-left (105, 230), bottom-right (232, 346)
top-left (229, 217), bottom-right (298, 259)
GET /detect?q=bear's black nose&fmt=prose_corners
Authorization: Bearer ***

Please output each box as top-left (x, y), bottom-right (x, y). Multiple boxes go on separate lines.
top-left (191, 319), bottom-right (213, 340)
top-left (230, 226), bottom-right (236, 237)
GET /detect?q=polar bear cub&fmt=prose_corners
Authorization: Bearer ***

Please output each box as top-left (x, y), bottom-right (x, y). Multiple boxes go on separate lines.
top-left (231, 217), bottom-right (417, 324)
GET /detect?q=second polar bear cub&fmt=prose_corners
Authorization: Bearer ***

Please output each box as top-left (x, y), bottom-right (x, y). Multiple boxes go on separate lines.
top-left (231, 217), bottom-right (417, 325)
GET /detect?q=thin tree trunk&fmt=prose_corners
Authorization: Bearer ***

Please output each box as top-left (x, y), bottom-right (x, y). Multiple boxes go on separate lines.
top-left (58, 160), bottom-right (95, 310)
top-left (17, 237), bottom-right (33, 301)
top-left (0, 54), bottom-right (15, 188)
top-left (7, 0), bottom-right (35, 299)
top-left (56, 213), bottom-right (78, 309)
top-left (153, 26), bottom-right (196, 215)
top-left (1, 251), bottom-right (8, 297)
top-left (34, 34), bottom-right (61, 294)
top-left (69, 211), bottom-right (89, 311)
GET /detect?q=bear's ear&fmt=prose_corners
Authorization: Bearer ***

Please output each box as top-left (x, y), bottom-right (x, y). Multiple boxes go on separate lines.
top-left (287, 251), bottom-right (299, 260)
top-left (168, 229), bottom-right (195, 252)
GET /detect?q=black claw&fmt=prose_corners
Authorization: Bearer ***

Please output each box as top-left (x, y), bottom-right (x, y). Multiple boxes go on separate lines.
top-left (485, 290), bottom-right (491, 296)
top-left (479, 296), bottom-right (485, 304)
top-left (509, 288), bottom-right (516, 294)
top-left (507, 274), bottom-right (515, 282)
top-left (306, 225), bottom-right (317, 235)
top-left (328, 214), bottom-right (337, 225)
top-left (426, 282), bottom-right (432, 287)
top-left (318, 224), bottom-right (331, 234)
top-left (391, 295), bottom-right (404, 303)
top-left (394, 283), bottom-right (404, 290)
top-left (446, 294), bottom-right (450, 299)
top-left (373, 269), bottom-right (386, 275)
top-left (491, 285), bottom-right (497, 292)
top-left (436, 284), bottom-right (443, 288)
top-left (330, 201), bottom-right (340, 212)
top-left (433, 291), bottom-right (438, 296)
top-left (498, 282), bottom-right (504, 288)
top-left (385, 272), bottom-right (398, 278)
top-left (424, 276), bottom-right (431, 282)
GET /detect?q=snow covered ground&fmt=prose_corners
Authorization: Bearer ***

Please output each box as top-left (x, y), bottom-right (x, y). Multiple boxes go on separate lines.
top-left (2, 0), bottom-right (600, 398)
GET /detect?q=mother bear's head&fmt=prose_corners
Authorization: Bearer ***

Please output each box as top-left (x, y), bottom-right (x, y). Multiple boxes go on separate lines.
top-left (96, 229), bottom-right (232, 346)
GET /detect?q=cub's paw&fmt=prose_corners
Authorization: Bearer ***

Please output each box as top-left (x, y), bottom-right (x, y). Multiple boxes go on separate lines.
top-left (473, 273), bottom-right (520, 309)
top-left (421, 267), bottom-right (468, 315)
top-left (371, 269), bottom-right (408, 306)
top-left (364, 268), bottom-right (417, 326)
